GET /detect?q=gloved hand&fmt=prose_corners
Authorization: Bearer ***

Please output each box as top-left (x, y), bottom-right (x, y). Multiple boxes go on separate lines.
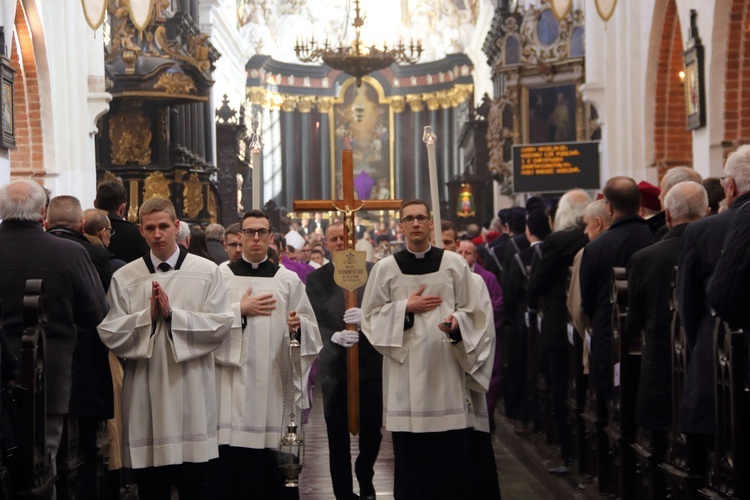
top-left (331, 330), bottom-right (359, 348)
top-left (343, 307), bottom-right (363, 326)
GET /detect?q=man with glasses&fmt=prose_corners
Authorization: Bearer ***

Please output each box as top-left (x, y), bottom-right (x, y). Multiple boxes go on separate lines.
top-left (680, 146), bottom-right (750, 476)
top-left (361, 199), bottom-right (494, 499)
top-left (212, 209), bottom-right (322, 498)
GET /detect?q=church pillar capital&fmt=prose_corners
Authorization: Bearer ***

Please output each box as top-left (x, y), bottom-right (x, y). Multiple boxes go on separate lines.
top-left (281, 95), bottom-right (298, 113)
top-left (406, 95), bottom-right (423, 112)
top-left (391, 96), bottom-right (406, 113)
top-left (297, 96), bottom-right (314, 113)
top-left (316, 97), bottom-right (334, 113)
top-left (423, 92), bottom-right (441, 111)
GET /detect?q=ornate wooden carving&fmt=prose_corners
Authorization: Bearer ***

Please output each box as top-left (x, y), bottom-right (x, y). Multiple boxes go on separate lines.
top-left (109, 105), bottom-right (152, 166)
top-left (143, 171), bottom-right (171, 201)
top-left (182, 172), bottom-right (204, 218)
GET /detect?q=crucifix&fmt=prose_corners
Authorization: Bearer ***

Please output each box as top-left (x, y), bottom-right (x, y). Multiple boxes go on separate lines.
top-left (293, 149), bottom-right (402, 434)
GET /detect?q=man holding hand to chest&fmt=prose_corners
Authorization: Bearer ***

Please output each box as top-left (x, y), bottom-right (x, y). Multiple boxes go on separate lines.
top-left (361, 199), bottom-right (494, 500)
top-left (212, 209), bottom-right (322, 499)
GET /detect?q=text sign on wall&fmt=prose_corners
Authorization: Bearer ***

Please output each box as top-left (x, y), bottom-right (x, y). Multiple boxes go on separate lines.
top-left (512, 141), bottom-right (600, 193)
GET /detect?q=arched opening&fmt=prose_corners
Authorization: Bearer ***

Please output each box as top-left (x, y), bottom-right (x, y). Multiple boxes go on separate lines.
top-left (653, 0), bottom-right (692, 178)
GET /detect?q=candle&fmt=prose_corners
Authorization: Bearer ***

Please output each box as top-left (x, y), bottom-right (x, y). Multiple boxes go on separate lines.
top-left (422, 126), bottom-right (442, 248)
top-left (250, 133), bottom-right (262, 210)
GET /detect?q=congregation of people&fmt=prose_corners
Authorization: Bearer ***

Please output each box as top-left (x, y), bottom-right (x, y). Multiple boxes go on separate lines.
top-left (0, 145), bottom-right (749, 499)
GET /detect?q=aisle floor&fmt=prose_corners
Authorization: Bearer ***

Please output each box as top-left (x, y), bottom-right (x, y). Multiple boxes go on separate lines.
top-left (298, 387), bottom-right (565, 500)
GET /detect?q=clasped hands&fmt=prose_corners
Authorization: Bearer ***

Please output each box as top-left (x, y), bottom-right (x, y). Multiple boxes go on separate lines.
top-left (150, 281), bottom-right (172, 322)
top-left (332, 307), bottom-right (363, 348)
top-left (406, 285), bottom-right (457, 333)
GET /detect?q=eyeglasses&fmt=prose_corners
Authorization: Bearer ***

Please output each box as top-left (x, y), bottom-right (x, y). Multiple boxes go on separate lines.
top-left (400, 215), bottom-right (431, 224)
top-left (720, 175), bottom-right (732, 185)
top-left (104, 228), bottom-right (115, 235)
top-left (226, 243), bottom-right (242, 248)
top-left (241, 228), bottom-right (271, 238)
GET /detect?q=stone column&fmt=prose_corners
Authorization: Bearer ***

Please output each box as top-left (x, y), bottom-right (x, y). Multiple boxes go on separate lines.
top-left (407, 95), bottom-right (424, 201)
top-left (317, 97), bottom-right (334, 200)
top-left (298, 96), bottom-right (314, 200)
top-left (281, 95), bottom-right (298, 209)
top-left (391, 96), bottom-right (405, 199)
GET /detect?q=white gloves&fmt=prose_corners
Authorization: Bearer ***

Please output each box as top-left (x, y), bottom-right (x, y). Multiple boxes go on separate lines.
top-left (331, 330), bottom-right (359, 348)
top-left (343, 307), bottom-right (363, 326)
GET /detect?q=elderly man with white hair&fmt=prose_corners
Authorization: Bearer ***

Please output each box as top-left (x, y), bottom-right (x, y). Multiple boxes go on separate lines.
top-left (677, 144), bottom-right (750, 479)
top-left (650, 166), bottom-right (703, 240)
top-left (626, 181), bottom-right (708, 498)
top-left (526, 188), bottom-right (591, 474)
top-left (0, 179), bottom-right (108, 497)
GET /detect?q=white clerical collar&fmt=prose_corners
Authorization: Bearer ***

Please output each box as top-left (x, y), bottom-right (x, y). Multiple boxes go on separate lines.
top-left (151, 247), bottom-right (180, 271)
top-left (406, 244), bottom-right (432, 259)
top-left (242, 255), bottom-right (268, 269)
top-left (530, 241), bottom-right (543, 247)
top-left (469, 262), bottom-right (476, 272)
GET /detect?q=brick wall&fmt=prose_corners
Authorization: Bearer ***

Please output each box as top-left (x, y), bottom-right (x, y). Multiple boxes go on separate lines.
top-left (9, 0), bottom-right (44, 182)
top-left (723, 0), bottom-right (749, 156)
top-left (654, 0), bottom-right (693, 179)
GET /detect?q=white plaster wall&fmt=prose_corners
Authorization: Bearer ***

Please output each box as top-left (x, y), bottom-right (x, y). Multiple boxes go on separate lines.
top-left (27, 0), bottom-right (107, 205)
top-left (465, 0), bottom-right (494, 103)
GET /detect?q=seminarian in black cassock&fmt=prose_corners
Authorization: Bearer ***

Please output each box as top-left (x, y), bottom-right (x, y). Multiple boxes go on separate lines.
top-left (306, 223), bottom-right (383, 500)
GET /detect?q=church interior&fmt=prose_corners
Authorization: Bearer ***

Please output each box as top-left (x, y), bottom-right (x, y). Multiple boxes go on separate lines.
top-left (1, 0), bottom-right (750, 498)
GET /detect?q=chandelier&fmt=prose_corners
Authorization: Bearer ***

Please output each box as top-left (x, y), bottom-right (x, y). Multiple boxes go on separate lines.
top-left (295, 0), bottom-right (422, 87)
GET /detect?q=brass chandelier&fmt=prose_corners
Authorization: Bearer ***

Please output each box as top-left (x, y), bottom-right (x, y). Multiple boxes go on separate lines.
top-left (295, 0), bottom-right (423, 87)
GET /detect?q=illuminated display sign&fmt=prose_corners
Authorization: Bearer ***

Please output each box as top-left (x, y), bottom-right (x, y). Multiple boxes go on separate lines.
top-left (512, 141), bottom-right (600, 193)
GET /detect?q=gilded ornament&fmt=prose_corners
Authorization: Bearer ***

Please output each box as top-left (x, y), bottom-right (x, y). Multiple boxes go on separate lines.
top-left (109, 107), bottom-right (152, 165)
top-left (183, 173), bottom-right (204, 218)
top-left (423, 93), bottom-right (441, 111)
top-left (406, 95), bottom-right (423, 112)
top-left (208, 189), bottom-right (218, 223)
top-left (128, 180), bottom-right (140, 222)
top-left (316, 97), bottom-right (334, 113)
top-left (153, 72), bottom-right (197, 94)
top-left (391, 96), bottom-right (406, 113)
top-left (143, 171), bottom-right (171, 202)
top-left (297, 96), bottom-right (314, 113)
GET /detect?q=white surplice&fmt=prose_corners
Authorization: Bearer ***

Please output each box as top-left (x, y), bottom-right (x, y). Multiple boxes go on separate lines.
top-left (97, 255), bottom-right (233, 469)
top-left (466, 273), bottom-right (496, 434)
top-left (361, 250), bottom-right (494, 433)
top-left (215, 265), bottom-right (322, 449)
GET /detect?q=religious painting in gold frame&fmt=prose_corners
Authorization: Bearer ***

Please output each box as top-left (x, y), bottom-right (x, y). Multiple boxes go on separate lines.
top-left (331, 76), bottom-right (393, 201)
top-left (0, 48), bottom-right (15, 149)
top-left (521, 83), bottom-right (580, 144)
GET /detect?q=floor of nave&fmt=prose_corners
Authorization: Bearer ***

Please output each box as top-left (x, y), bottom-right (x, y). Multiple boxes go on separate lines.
top-left (298, 387), bottom-right (569, 500)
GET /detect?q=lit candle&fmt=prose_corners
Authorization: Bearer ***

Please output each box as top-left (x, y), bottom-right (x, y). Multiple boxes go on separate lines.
top-left (250, 133), bottom-right (262, 210)
top-left (422, 126), bottom-right (442, 248)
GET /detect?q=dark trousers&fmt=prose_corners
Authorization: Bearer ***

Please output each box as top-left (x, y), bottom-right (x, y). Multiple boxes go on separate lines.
top-left (322, 378), bottom-right (383, 499)
top-left (392, 429), bottom-right (471, 500)
top-left (133, 462), bottom-right (210, 500)
top-left (504, 321), bottom-right (528, 422)
top-left (547, 348), bottom-right (571, 462)
top-left (209, 446), bottom-right (298, 500)
top-left (78, 417), bottom-right (103, 500)
top-left (469, 430), bottom-right (502, 500)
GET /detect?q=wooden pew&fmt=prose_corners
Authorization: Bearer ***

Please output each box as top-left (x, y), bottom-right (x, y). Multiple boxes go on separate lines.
top-left (0, 299), bottom-right (10, 498)
top-left (11, 280), bottom-right (56, 498)
top-left (698, 319), bottom-right (749, 499)
top-left (660, 267), bottom-right (704, 499)
top-left (605, 267), bottom-right (639, 499)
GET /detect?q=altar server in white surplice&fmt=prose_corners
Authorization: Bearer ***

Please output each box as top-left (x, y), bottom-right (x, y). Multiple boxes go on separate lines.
top-left (212, 209), bottom-right (322, 499)
top-left (98, 198), bottom-right (233, 500)
top-left (361, 199), bottom-right (494, 500)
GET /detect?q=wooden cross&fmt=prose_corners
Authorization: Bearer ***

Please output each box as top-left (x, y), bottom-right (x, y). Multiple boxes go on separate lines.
top-left (294, 149), bottom-right (402, 435)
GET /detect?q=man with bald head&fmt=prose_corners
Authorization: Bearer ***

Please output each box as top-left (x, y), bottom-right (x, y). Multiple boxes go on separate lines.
top-left (626, 181), bottom-right (708, 496)
top-left (0, 180), bottom-right (108, 497)
top-left (579, 176), bottom-right (653, 493)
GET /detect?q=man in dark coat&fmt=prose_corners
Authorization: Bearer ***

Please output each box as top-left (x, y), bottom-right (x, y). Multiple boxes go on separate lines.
top-left (527, 189), bottom-right (591, 473)
top-left (579, 177), bottom-right (653, 493)
top-left (205, 223), bottom-right (229, 264)
top-left (626, 181), bottom-right (708, 496)
top-left (651, 167), bottom-right (703, 242)
top-left (0, 179), bottom-right (108, 493)
top-left (678, 146), bottom-right (750, 472)
top-left (306, 223), bottom-right (382, 500)
top-left (94, 177), bottom-right (149, 262)
top-left (45, 195), bottom-right (115, 499)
